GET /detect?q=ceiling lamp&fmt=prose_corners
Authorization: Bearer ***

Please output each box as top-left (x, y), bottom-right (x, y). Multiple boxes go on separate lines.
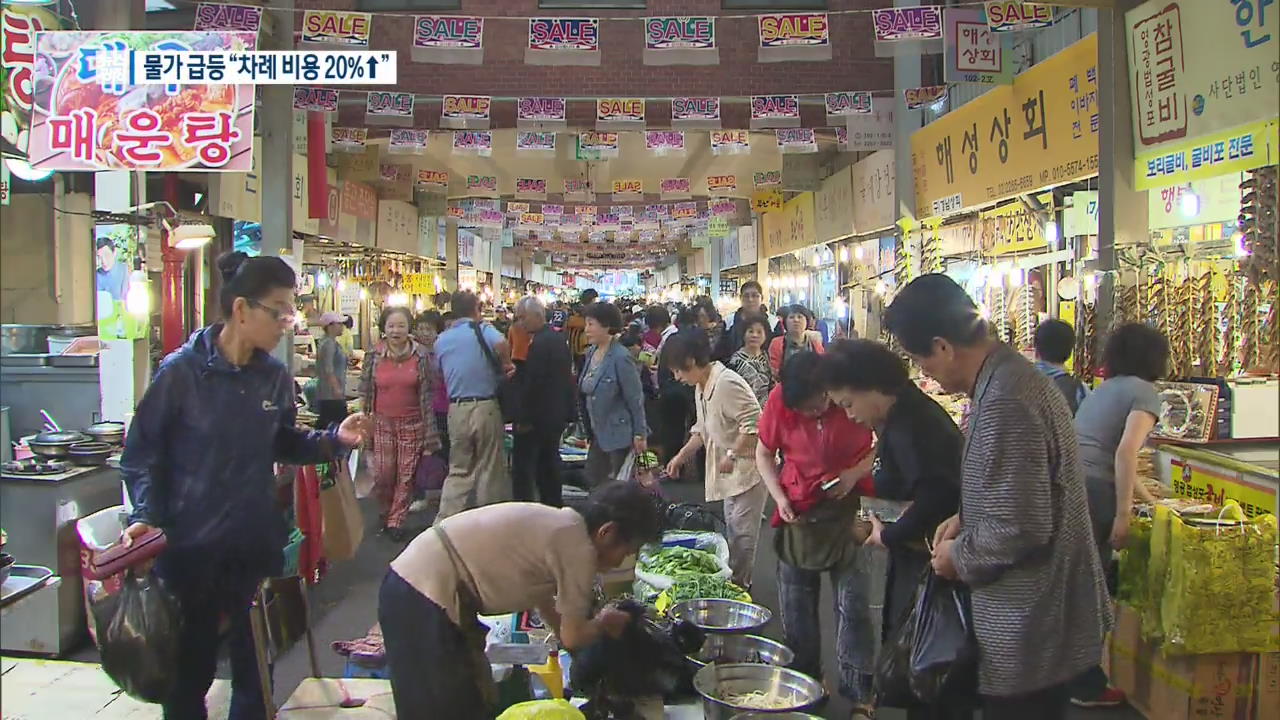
top-left (170, 223), bottom-right (215, 250)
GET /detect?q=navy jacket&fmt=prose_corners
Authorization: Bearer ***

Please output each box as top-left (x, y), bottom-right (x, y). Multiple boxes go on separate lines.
top-left (120, 325), bottom-right (341, 578)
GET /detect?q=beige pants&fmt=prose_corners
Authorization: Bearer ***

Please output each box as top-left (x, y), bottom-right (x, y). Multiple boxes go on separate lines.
top-left (722, 482), bottom-right (769, 589)
top-left (435, 399), bottom-right (509, 522)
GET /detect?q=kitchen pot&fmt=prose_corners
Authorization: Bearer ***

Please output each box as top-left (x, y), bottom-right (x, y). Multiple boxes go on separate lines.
top-left (28, 431), bottom-right (89, 458)
top-left (67, 441), bottom-right (113, 466)
top-left (83, 421), bottom-right (125, 445)
top-left (1, 325), bottom-right (51, 356)
top-left (687, 634), bottom-right (794, 671)
top-left (694, 663), bottom-right (825, 719)
top-left (669, 599), bottom-right (772, 634)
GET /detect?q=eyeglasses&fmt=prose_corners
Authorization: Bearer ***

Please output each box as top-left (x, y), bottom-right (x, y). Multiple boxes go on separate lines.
top-left (246, 298), bottom-right (295, 323)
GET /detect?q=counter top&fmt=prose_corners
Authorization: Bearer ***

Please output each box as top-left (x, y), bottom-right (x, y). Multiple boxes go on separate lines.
top-left (0, 464), bottom-right (117, 483)
top-left (1157, 441), bottom-right (1280, 480)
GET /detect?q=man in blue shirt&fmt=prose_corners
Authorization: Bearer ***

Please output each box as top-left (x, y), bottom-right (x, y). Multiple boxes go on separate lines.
top-left (1034, 319), bottom-right (1089, 415)
top-left (434, 290), bottom-right (513, 521)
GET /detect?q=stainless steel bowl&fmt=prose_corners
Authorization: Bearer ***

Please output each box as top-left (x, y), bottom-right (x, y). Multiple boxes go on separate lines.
top-left (687, 633), bottom-right (795, 670)
top-left (694, 663), bottom-right (825, 719)
top-left (669, 599), bottom-right (772, 634)
top-left (730, 713), bottom-right (824, 720)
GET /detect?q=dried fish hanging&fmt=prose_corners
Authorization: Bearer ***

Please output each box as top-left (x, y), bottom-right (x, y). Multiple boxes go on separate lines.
top-left (1260, 280), bottom-right (1280, 374)
top-left (1077, 300), bottom-right (1098, 378)
top-left (920, 227), bottom-right (943, 275)
top-left (1115, 283), bottom-right (1139, 328)
top-left (1192, 272), bottom-right (1214, 376)
top-left (990, 281), bottom-right (1009, 343)
top-left (1239, 282), bottom-right (1260, 372)
top-left (1217, 274), bottom-right (1240, 377)
top-left (1146, 266), bottom-right (1166, 335)
top-left (1240, 166), bottom-right (1278, 287)
top-left (1015, 284), bottom-right (1036, 351)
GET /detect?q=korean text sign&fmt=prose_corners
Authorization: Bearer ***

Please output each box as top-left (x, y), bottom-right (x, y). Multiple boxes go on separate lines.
top-left (31, 30), bottom-right (256, 171)
top-left (761, 192), bottom-right (816, 258)
top-left (1125, 0), bottom-right (1279, 188)
top-left (910, 33), bottom-right (1100, 218)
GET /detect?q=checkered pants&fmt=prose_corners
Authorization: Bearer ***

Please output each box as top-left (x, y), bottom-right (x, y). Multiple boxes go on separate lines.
top-left (372, 414), bottom-right (424, 530)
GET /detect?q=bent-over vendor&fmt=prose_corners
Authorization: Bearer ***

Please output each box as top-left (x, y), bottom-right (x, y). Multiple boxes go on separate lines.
top-left (378, 482), bottom-right (663, 718)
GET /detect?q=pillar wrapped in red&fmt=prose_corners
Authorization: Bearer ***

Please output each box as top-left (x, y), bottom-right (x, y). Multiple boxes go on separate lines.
top-left (307, 111), bottom-right (328, 219)
top-left (293, 465), bottom-right (326, 584)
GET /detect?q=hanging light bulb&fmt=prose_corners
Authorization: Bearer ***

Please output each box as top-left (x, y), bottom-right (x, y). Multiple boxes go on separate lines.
top-left (1232, 230), bottom-right (1250, 257)
top-left (854, 245), bottom-right (864, 261)
top-left (125, 272), bottom-right (150, 316)
top-left (874, 280), bottom-right (888, 296)
top-left (1009, 268), bottom-right (1025, 288)
top-left (839, 246), bottom-right (850, 263)
top-left (798, 290), bottom-right (807, 302)
top-left (359, 287), bottom-right (369, 301)
top-left (1180, 188), bottom-right (1200, 218)
top-left (337, 278), bottom-right (347, 292)
top-left (415, 298), bottom-right (425, 312)
top-left (317, 271), bottom-right (330, 288)
top-left (1044, 220), bottom-right (1060, 246)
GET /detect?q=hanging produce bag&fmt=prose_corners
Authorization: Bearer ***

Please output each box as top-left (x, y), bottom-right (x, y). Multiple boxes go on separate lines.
top-left (497, 699), bottom-right (585, 720)
top-left (1116, 513), bottom-right (1153, 608)
top-left (908, 572), bottom-right (977, 705)
top-left (319, 460), bottom-right (365, 563)
top-left (1142, 503), bottom-right (1175, 640)
top-left (92, 570), bottom-right (182, 703)
top-left (874, 581), bottom-right (920, 708)
top-left (1158, 500), bottom-right (1279, 655)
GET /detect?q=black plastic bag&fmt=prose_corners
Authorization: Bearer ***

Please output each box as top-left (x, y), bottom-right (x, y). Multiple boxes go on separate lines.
top-left (908, 571), bottom-right (977, 705)
top-left (570, 599), bottom-right (705, 719)
top-left (92, 570), bottom-right (182, 703)
top-left (873, 594), bottom-right (920, 708)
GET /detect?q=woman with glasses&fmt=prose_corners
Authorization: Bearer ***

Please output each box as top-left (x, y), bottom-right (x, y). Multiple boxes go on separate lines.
top-left (360, 306), bottom-right (443, 542)
top-left (120, 252), bottom-right (370, 720)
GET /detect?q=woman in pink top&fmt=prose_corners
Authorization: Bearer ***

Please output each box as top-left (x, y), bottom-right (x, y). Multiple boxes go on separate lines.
top-left (768, 304), bottom-right (825, 379)
top-left (360, 307), bottom-right (441, 541)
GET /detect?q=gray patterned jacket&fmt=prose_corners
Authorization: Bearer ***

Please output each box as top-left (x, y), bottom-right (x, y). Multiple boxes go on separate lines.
top-left (953, 344), bottom-right (1111, 696)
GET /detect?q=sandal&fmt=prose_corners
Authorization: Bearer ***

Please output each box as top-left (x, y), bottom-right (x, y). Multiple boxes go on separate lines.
top-left (851, 706), bottom-right (876, 720)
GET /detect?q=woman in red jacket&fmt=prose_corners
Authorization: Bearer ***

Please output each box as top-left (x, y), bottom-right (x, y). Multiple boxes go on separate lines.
top-left (768, 304), bottom-right (825, 379)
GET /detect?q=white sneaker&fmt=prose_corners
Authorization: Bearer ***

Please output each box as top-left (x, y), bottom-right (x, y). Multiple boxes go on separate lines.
top-left (409, 499), bottom-right (430, 513)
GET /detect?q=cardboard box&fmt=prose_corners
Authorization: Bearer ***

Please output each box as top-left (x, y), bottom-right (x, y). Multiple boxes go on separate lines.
top-left (1108, 604), bottom-right (1258, 720)
top-left (1256, 653), bottom-right (1279, 720)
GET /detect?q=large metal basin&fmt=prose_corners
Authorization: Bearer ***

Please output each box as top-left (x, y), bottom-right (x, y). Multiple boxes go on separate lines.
top-left (694, 663), bottom-right (825, 719)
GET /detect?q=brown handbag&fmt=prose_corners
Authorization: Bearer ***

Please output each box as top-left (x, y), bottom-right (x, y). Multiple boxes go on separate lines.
top-left (86, 529), bottom-right (168, 580)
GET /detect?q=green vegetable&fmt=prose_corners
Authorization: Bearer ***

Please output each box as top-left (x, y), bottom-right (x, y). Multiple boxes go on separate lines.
top-left (665, 576), bottom-right (746, 603)
top-left (640, 546), bottom-right (721, 577)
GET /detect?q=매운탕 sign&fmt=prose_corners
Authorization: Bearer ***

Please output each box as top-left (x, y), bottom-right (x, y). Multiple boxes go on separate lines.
top-left (30, 30), bottom-right (257, 171)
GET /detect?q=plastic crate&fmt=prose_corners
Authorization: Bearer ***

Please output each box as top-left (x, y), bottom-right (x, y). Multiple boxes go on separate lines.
top-left (280, 528), bottom-right (305, 578)
top-left (343, 658), bottom-right (389, 679)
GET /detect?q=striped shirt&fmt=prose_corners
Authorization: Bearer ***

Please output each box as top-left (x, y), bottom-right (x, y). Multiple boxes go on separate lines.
top-left (952, 344), bottom-right (1111, 696)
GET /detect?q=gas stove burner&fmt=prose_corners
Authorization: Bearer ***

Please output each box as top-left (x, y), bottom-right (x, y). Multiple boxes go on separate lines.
top-left (2, 458), bottom-right (71, 476)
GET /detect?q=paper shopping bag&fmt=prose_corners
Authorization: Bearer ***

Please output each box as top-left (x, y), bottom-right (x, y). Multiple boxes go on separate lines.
top-left (320, 460), bottom-right (365, 562)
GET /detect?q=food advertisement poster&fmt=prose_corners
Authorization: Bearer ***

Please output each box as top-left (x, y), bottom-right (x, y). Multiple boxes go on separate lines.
top-left (911, 33), bottom-right (1100, 217)
top-left (388, 128), bottom-right (429, 154)
top-left (412, 15), bottom-right (483, 64)
top-left (777, 128), bottom-right (818, 153)
top-left (707, 174), bottom-right (737, 195)
top-left (645, 130), bottom-right (684, 156)
top-left (872, 5), bottom-right (943, 41)
top-left (671, 97), bottom-right (720, 128)
top-left (300, 10), bottom-right (371, 48)
top-left (758, 13), bottom-right (831, 62)
top-left (452, 130), bottom-right (492, 156)
top-left (293, 87), bottom-right (339, 112)
top-left (331, 127), bottom-right (367, 152)
top-left (193, 3), bottom-right (263, 32)
top-left (365, 91), bottom-right (414, 126)
top-left (985, 2), bottom-right (1055, 32)
top-left (95, 224), bottom-right (145, 340)
top-left (750, 94), bottom-right (800, 129)
top-left (945, 8), bottom-right (1015, 86)
top-left (30, 30), bottom-right (257, 172)
top-left (527, 17), bottom-right (599, 65)
top-left (417, 169), bottom-right (449, 193)
top-left (711, 129), bottom-right (750, 155)
top-left (2, 2), bottom-right (61, 161)
top-left (516, 131), bottom-right (556, 152)
top-left (644, 16), bottom-right (718, 66)
top-left (1125, 0), bottom-right (1280, 188)
top-left (441, 94), bottom-right (491, 128)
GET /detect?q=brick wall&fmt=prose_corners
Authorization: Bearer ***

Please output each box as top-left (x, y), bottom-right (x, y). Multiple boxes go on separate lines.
top-left (297, 0), bottom-right (906, 129)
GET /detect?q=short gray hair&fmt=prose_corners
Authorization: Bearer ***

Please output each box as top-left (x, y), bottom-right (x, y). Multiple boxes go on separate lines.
top-left (515, 295), bottom-right (545, 317)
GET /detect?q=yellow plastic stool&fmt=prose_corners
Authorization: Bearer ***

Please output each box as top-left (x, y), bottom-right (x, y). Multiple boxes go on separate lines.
top-left (528, 650), bottom-right (564, 700)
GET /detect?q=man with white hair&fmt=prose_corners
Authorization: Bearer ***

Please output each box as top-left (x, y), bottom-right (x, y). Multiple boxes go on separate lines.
top-left (511, 295), bottom-right (575, 505)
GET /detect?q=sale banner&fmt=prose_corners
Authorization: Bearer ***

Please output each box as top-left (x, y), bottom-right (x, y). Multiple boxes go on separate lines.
top-left (300, 10), bottom-right (371, 49)
top-left (644, 16), bottom-right (717, 65)
top-left (711, 130), bottom-right (751, 156)
top-left (575, 205), bottom-right (598, 216)
top-left (711, 198), bottom-right (738, 217)
top-left (671, 97), bottom-right (721, 129)
top-left (871, 5), bottom-right (944, 57)
top-left (824, 91), bottom-right (873, 124)
top-left (365, 91), bottom-right (415, 126)
top-left (985, 2), bottom-right (1055, 32)
top-left (516, 131), bottom-right (557, 154)
top-left (331, 127), bottom-right (367, 153)
top-left (750, 95), bottom-right (801, 129)
top-left (519, 212), bottom-right (545, 228)
top-left (671, 202), bottom-right (699, 220)
top-left (29, 30), bottom-right (257, 172)
top-left (757, 13), bottom-right (831, 62)
top-left (517, 97), bottom-right (566, 130)
top-left (706, 175), bottom-right (737, 195)
top-left (597, 98), bottom-right (646, 130)
top-left (776, 128), bottom-right (818, 154)
top-left (596, 213), bottom-right (622, 231)
top-left (903, 85), bottom-right (948, 110)
top-left (412, 15), bottom-right (483, 64)
top-left (194, 3), bottom-right (262, 32)
top-left (527, 17), bottom-right (600, 66)
top-left (835, 126), bottom-right (849, 150)
top-left (754, 170), bottom-right (782, 187)
top-left (612, 205), bottom-right (635, 218)
top-left (645, 131), bottom-right (685, 156)
top-left (945, 8), bottom-right (1015, 86)
top-left (441, 95), bottom-right (491, 129)
top-left (516, 177), bottom-right (548, 200)
top-left (465, 174), bottom-right (498, 196)
top-left (293, 87), bottom-right (339, 112)
top-left (646, 204), bottom-right (671, 219)
top-left (452, 131), bottom-right (492, 157)
top-left (506, 201), bottom-right (531, 215)
top-left (577, 131), bottom-right (619, 159)
top-left (416, 169), bottom-right (449, 193)
top-left (661, 177), bottom-right (692, 200)
top-left (564, 178), bottom-right (593, 202)
top-left (612, 178), bottom-right (644, 201)
top-left (447, 205), bottom-right (465, 219)
top-left (388, 129), bottom-right (429, 154)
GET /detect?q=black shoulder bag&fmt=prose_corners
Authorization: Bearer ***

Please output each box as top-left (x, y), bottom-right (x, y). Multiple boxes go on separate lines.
top-left (471, 321), bottom-right (518, 423)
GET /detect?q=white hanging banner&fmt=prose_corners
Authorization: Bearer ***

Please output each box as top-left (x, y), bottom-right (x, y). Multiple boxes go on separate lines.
top-left (645, 131), bottom-right (686, 157)
top-left (517, 97), bottom-right (567, 131)
top-left (365, 91), bottom-right (415, 127)
top-left (824, 91), bottom-right (873, 125)
top-left (643, 16), bottom-right (718, 66)
top-left (388, 129), bottom-right (430, 155)
top-left (872, 5), bottom-right (945, 57)
top-left (660, 178), bottom-right (692, 201)
top-left (710, 129), bottom-right (751, 156)
top-left (516, 177), bottom-right (548, 201)
top-left (526, 17), bottom-right (601, 66)
top-left (452, 131), bottom-right (493, 157)
top-left (516, 132), bottom-right (557, 156)
top-left (750, 95), bottom-right (801, 129)
top-left (441, 95), bottom-right (491, 129)
top-left (597, 98), bottom-right (646, 131)
top-left (777, 128), bottom-right (818, 154)
top-left (671, 97), bottom-right (721, 130)
top-left (564, 178), bottom-right (594, 203)
top-left (412, 15), bottom-right (484, 64)
top-left (758, 13), bottom-right (832, 63)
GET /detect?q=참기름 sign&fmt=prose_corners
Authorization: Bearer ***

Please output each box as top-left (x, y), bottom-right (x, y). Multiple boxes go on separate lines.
top-left (30, 30), bottom-right (257, 171)
top-left (1125, 0), bottom-right (1280, 189)
top-left (910, 33), bottom-right (1100, 218)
